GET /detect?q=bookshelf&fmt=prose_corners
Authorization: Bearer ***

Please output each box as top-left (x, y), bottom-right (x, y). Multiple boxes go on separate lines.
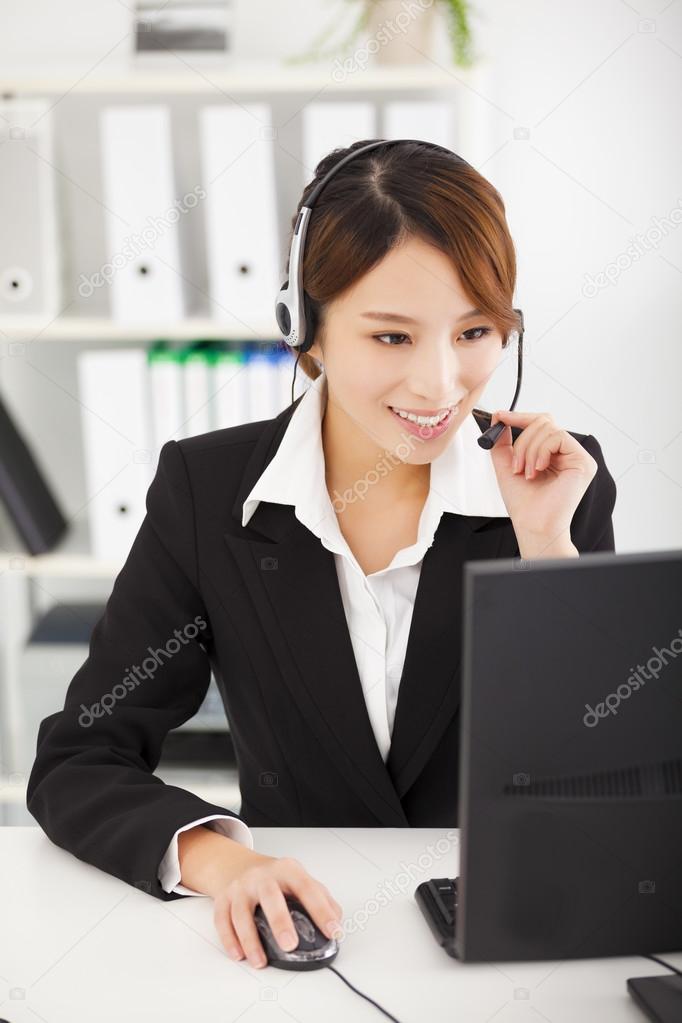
top-left (0, 54), bottom-right (477, 823)
top-left (0, 316), bottom-right (280, 342)
top-left (0, 551), bottom-right (121, 580)
top-left (0, 63), bottom-right (474, 96)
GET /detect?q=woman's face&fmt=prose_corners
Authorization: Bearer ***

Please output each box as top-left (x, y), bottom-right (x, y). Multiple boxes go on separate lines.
top-left (307, 235), bottom-right (506, 466)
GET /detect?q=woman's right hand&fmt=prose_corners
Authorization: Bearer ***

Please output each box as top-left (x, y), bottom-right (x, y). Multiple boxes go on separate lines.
top-left (211, 848), bottom-right (344, 969)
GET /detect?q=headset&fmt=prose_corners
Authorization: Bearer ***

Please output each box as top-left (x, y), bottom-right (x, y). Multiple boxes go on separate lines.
top-left (274, 138), bottom-right (524, 450)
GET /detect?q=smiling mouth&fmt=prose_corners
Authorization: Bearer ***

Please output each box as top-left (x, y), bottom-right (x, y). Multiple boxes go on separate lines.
top-left (386, 404), bottom-right (461, 438)
top-left (387, 403), bottom-right (460, 426)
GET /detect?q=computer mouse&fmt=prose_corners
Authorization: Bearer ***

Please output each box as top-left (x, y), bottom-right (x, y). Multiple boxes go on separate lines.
top-left (253, 894), bottom-right (339, 970)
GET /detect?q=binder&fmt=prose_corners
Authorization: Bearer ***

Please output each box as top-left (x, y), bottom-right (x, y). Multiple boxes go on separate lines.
top-left (244, 348), bottom-right (280, 423)
top-left (301, 102), bottom-right (376, 180)
top-left (148, 341), bottom-right (184, 451)
top-left (213, 345), bottom-right (249, 429)
top-left (0, 391), bottom-right (68, 555)
top-left (198, 104), bottom-right (280, 326)
top-left (76, 348), bottom-right (154, 561)
top-left (99, 105), bottom-right (184, 323)
top-left (383, 101), bottom-right (455, 149)
top-left (181, 342), bottom-right (219, 438)
top-left (0, 100), bottom-right (60, 317)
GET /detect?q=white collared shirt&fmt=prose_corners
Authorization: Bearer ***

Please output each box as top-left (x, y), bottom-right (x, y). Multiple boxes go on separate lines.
top-left (159, 371), bottom-right (510, 895)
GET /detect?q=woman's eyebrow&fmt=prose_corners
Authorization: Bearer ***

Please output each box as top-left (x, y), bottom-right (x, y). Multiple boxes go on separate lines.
top-left (360, 308), bottom-right (483, 324)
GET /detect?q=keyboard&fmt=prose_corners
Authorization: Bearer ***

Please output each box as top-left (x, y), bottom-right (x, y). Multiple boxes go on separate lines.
top-left (415, 877), bottom-right (458, 958)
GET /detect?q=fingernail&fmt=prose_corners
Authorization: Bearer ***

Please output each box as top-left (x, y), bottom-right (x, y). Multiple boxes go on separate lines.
top-left (525, 465), bottom-right (533, 478)
top-left (253, 954), bottom-right (266, 968)
top-left (278, 929), bottom-right (298, 951)
top-left (325, 919), bottom-right (343, 939)
top-left (227, 946), bottom-right (240, 960)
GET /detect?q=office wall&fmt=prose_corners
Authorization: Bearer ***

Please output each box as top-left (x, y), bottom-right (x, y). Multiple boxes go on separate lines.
top-left (0, 0), bottom-right (680, 552)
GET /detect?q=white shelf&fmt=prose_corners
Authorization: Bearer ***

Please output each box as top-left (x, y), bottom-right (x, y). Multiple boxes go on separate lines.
top-left (0, 316), bottom-right (280, 342)
top-left (177, 719), bottom-right (229, 733)
top-left (0, 63), bottom-right (465, 96)
top-left (0, 775), bottom-right (29, 805)
top-left (0, 518), bottom-right (122, 579)
top-left (0, 551), bottom-right (122, 579)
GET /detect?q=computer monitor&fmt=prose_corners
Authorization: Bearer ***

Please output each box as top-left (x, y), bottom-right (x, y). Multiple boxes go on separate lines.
top-left (455, 547), bottom-right (682, 962)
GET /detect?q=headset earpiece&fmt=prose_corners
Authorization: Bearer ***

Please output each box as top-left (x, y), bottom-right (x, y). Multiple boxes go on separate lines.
top-left (299, 291), bottom-right (318, 354)
top-left (275, 279), bottom-right (292, 338)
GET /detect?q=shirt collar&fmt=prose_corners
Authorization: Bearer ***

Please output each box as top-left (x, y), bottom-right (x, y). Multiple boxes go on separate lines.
top-left (242, 370), bottom-right (509, 535)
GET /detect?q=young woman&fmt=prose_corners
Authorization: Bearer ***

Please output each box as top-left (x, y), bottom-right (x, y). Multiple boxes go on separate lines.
top-left (27, 139), bottom-right (617, 970)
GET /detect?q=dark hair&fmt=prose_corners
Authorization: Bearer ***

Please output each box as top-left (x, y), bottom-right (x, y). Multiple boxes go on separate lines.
top-left (283, 138), bottom-right (522, 382)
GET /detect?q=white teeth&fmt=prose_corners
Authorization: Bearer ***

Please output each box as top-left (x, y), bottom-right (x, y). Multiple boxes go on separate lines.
top-left (390, 406), bottom-right (454, 426)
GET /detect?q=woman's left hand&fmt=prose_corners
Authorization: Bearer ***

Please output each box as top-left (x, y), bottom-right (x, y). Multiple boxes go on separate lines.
top-left (488, 410), bottom-right (598, 549)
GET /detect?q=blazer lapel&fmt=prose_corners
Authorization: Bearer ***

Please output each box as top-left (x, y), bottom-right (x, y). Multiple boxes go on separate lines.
top-left (224, 401), bottom-right (409, 826)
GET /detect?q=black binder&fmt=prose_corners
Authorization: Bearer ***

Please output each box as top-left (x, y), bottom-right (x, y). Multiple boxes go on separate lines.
top-left (0, 391), bottom-right (68, 555)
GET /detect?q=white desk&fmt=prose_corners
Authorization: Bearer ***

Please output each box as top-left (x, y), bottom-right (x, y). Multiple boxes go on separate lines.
top-left (1, 826), bottom-right (678, 1022)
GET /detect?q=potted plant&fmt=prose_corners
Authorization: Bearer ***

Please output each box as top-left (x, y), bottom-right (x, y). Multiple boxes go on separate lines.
top-left (286, 0), bottom-right (474, 69)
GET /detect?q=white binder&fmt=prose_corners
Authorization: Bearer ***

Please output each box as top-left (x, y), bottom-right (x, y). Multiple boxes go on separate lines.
top-left (182, 345), bottom-right (214, 438)
top-left (0, 100), bottom-right (60, 317)
top-left (198, 104), bottom-right (280, 326)
top-left (77, 349), bottom-right (154, 562)
top-left (301, 102), bottom-right (376, 181)
top-left (214, 347), bottom-right (248, 429)
top-left (383, 101), bottom-right (455, 149)
top-left (99, 105), bottom-right (184, 323)
top-left (148, 343), bottom-right (183, 451)
top-left (245, 349), bottom-right (280, 423)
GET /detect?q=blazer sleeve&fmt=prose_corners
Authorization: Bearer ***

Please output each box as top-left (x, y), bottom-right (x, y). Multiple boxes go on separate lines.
top-left (26, 439), bottom-right (247, 902)
top-left (570, 433), bottom-right (618, 553)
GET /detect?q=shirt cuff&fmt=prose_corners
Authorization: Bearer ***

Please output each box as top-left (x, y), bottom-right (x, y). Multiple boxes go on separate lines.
top-left (158, 813), bottom-right (254, 896)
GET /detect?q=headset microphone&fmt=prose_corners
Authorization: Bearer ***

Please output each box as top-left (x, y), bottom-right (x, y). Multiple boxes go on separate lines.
top-left (274, 138), bottom-right (524, 449)
top-left (471, 309), bottom-right (524, 449)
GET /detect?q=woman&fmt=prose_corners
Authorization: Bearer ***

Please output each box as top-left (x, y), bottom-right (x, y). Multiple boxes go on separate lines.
top-left (27, 139), bottom-right (617, 970)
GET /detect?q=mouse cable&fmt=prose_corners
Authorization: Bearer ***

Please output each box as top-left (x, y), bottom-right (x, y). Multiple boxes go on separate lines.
top-left (324, 954), bottom-right (682, 1019)
top-left (325, 963), bottom-right (404, 1022)
top-left (641, 954), bottom-right (682, 975)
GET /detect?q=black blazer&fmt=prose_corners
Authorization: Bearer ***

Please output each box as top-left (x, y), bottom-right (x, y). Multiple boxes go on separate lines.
top-left (27, 398), bottom-right (617, 901)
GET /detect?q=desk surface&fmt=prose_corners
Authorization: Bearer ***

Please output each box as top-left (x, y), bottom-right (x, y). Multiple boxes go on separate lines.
top-left (1, 826), bottom-right (678, 1023)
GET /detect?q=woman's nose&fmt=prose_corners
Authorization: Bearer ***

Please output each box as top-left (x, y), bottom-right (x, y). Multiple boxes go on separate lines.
top-left (408, 345), bottom-right (461, 403)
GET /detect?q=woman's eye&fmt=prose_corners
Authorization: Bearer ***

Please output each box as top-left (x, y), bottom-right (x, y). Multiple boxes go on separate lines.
top-left (373, 327), bottom-right (493, 346)
top-left (459, 326), bottom-right (493, 343)
top-left (373, 333), bottom-right (410, 346)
